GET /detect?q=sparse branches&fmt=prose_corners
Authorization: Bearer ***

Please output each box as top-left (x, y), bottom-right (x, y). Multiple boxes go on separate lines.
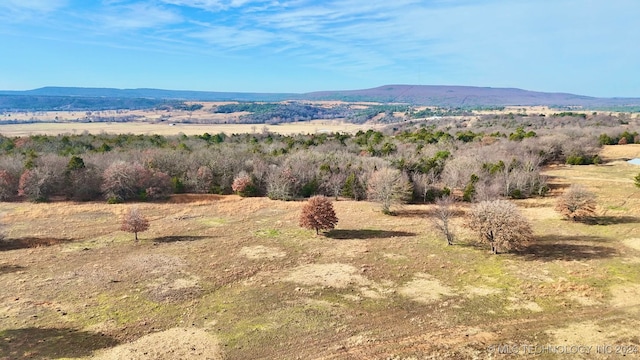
top-left (367, 167), bottom-right (413, 214)
top-left (555, 184), bottom-right (597, 221)
top-left (120, 207), bottom-right (150, 242)
top-left (299, 195), bottom-right (338, 234)
top-left (101, 161), bottom-right (171, 202)
top-left (266, 166), bottom-right (296, 200)
top-left (0, 170), bottom-right (17, 201)
top-left (432, 195), bottom-right (456, 245)
top-left (192, 166), bottom-right (214, 193)
top-left (465, 200), bottom-right (533, 254)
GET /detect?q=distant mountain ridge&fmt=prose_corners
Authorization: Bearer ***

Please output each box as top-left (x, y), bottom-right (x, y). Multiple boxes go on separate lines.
top-left (1, 85), bottom-right (639, 109)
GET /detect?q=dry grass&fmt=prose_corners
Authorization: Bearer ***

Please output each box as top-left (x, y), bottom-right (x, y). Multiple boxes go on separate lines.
top-left (600, 144), bottom-right (640, 161)
top-left (0, 120), bottom-right (373, 137)
top-left (1, 156), bottom-right (640, 359)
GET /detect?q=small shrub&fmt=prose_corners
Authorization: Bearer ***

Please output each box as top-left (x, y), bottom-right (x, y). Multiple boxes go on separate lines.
top-left (465, 199), bottom-right (533, 254)
top-left (555, 184), bottom-right (597, 221)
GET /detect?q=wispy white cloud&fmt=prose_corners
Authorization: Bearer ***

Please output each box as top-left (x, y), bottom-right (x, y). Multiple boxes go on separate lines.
top-left (98, 2), bottom-right (183, 30)
top-left (190, 25), bottom-right (274, 49)
top-left (160, 0), bottom-right (271, 11)
top-left (0, 0), bottom-right (67, 22)
top-left (0, 0), bottom-right (67, 12)
top-left (2, 0), bottom-right (638, 95)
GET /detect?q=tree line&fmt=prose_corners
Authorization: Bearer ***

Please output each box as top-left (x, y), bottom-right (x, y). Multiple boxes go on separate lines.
top-left (0, 113), bottom-right (636, 207)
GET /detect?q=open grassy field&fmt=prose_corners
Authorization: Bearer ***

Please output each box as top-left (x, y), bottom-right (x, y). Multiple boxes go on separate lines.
top-left (0, 120), bottom-right (374, 137)
top-left (1, 148), bottom-right (640, 359)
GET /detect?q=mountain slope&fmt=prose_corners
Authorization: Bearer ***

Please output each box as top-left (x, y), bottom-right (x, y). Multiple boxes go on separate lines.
top-left (1, 85), bottom-right (639, 108)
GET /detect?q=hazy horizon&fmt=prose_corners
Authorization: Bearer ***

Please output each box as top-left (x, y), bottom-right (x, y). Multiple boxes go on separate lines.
top-left (1, 1), bottom-right (638, 97)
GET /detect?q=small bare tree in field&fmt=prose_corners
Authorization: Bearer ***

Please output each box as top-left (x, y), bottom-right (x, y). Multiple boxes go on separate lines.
top-left (555, 184), bottom-right (597, 221)
top-left (432, 195), bottom-right (456, 245)
top-left (299, 195), bottom-right (338, 234)
top-left (121, 207), bottom-right (150, 242)
top-left (367, 167), bottom-right (413, 214)
top-left (466, 200), bottom-right (533, 254)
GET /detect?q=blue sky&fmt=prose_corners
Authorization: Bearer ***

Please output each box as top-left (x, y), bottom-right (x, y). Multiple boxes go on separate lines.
top-left (0, 0), bottom-right (638, 97)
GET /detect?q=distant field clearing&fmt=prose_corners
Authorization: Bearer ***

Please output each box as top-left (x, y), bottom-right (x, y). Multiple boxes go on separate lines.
top-left (0, 120), bottom-right (374, 136)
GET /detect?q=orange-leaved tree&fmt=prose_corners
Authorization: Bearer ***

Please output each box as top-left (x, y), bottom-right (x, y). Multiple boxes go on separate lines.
top-left (299, 195), bottom-right (338, 234)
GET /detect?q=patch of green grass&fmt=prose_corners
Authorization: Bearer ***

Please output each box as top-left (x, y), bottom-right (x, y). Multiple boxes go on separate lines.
top-left (221, 303), bottom-right (336, 350)
top-left (69, 292), bottom-right (174, 327)
top-left (451, 294), bottom-right (513, 324)
top-left (255, 228), bottom-right (280, 237)
top-left (607, 205), bottom-right (630, 212)
top-left (605, 260), bottom-right (640, 283)
top-left (197, 217), bottom-right (227, 226)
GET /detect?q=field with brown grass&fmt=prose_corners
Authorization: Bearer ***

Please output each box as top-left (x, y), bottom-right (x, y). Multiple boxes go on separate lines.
top-left (1, 148), bottom-right (640, 359)
top-left (0, 120), bottom-right (373, 137)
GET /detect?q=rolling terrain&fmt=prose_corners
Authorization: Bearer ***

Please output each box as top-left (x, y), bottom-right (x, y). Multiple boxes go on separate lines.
top-left (2, 85), bottom-right (640, 111)
top-left (1, 146), bottom-right (640, 359)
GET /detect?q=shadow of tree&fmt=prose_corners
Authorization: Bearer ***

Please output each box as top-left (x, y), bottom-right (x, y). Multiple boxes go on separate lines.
top-left (454, 240), bottom-right (487, 251)
top-left (517, 235), bottom-right (618, 261)
top-left (325, 229), bottom-right (416, 240)
top-left (0, 237), bottom-right (73, 251)
top-left (589, 216), bottom-right (639, 226)
top-left (0, 264), bottom-right (24, 275)
top-left (393, 208), bottom-right (466, 218)
top-left (0, 327), bottom-right (119, 359)
top-left (153, 235), bottom-right (210, 243)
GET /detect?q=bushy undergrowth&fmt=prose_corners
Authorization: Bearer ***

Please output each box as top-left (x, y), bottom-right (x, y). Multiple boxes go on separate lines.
top-left (0, 111), bottom-right (636, 204)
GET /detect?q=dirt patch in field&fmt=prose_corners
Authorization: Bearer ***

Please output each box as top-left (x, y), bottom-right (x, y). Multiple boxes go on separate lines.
top-left (119, 254), bottom-right (186, 275)
top-left (566, 293), bottom-right (601, 306)
top-left (322, 241), bottom-right (370, 259)
top-left (547, 320), bottom-right (640, 349)
top-left (463, 286), bottom-right (503, 297)
top-left (240, 245), bottom-right (286, 260)
top-left (91, 327), bottom-right (222, 360)
top-left (284, 263), bottom-right (371, 288)
top-left (609, 283), bottom-right (640, 312)
top-left (146, 274), bottom-right (202, 303)
top-left (506, 297), bottom-right (543, 312)
top-left (623, 238), bottom-right (640, 252)
top-left (398, 273), bottom-right (455, 304)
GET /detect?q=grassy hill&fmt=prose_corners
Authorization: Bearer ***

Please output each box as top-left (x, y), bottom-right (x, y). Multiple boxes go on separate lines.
top-left (1, 147), bottom-right (640, 359)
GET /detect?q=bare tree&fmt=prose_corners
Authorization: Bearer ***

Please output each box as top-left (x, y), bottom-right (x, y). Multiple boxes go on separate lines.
top-left (102, 161), bottom-right (171, 202)
top-left (120, 207), bottom-right (150, 242)
top-left (191, 166), bottom-right (214, 193)
top-left (367, 167), bottom-right (413, 214)
top-left (465, 200), bottom-right (533, 254)
top-left (0, 170), bottom-right (17, 201)
top-left (102, 161), bottom-right (146, 202)
top-left (412, 171), bottom-right (438, 203)
top-left (17, 155), bottom-right (66, 202)
top-left (323, 171), bottom-right (347, 200)
top-left (432, 195), bottom-right (456, 245)
top-left (0, 155), bottom-right (23, 201)
top-left (266, 166), bottom-right (296, 200)
top-left (299, 195), bottom-right (338, 234)
top-left (555, 184), bottom-right (597, 221)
